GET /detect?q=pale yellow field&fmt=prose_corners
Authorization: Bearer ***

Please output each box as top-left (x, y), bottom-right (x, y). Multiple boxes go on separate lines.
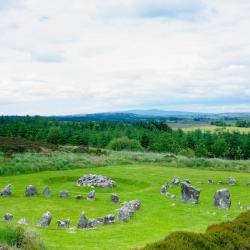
top-left (181, 125), bottom-right (250, 134)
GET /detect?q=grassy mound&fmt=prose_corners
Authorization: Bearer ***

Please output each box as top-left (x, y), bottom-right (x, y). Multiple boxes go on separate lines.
top-left (142, 210), bottom-right (250, 250)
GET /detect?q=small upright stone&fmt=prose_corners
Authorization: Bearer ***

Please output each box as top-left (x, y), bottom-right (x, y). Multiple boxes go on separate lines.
top-left (160, 183), bottom-right (171, 194)
top-left (103, 214), bottom-right (115, 224)
top-left (57, 219), bottom-right (70, 228)
top-left (1, 184), bottom-right (12, 196)
top-left (87, 190), bottom-right (95, 200)
top-left (208, 179), bottom-right (213, 184)
top-left (38, 212), bottom-right (52, 227)
top-left (172, 177), bottom-right (180, 185)
top-left (43, 187), bottom-right (52, 197)
top-left (228, 177), bottom-right (236, 185)
top-left (25, 185), bottom-right (37, 197)
top-left (181, 181), bottom-right (200, 204)
top-left (78, 212), bottom-right (88, 228)
top-left (59, 191), bottom-right (69, 198)
top-left (111, 193), bottom-right (119, 203)
top-left (214, 189), bottom-right (231, 209)
top-left (4, 213), bottom-right (13, 222)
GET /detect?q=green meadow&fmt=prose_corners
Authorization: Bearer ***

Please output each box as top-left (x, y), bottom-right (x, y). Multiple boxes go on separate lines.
top-left (0, 164), bottom-right (249, 250)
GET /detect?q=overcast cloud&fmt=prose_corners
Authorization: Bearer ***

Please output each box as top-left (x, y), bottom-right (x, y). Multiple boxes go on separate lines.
top-left (0, 0), bottom-right (250, 115)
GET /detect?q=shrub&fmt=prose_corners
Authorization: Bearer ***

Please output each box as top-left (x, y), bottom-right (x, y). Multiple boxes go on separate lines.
top-left (107, 136), bottom-right (143, 151)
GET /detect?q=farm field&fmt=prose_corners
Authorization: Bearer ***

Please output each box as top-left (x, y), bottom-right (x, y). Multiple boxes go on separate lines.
top-left (0, 164), bottom-right (249, 250)
top-left (181, 125), bottom-right (250, 133)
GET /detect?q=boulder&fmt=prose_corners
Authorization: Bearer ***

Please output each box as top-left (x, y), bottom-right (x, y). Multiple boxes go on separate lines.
top-left (111, 193), bottom-right (119, 203)
top-left (4, 213), bottom-right (13, 222)
top-left (43, 187), bottom-right (52, 197)
top-left (103, 214), bottom-right (115, 225)
top-left (214, 189), bottom-right (231, 209)
top-left (18, 218), bottom-right (28, 225)
top-left (77, 174), bottom-right (116, 188)
top-left (77, 212), bottom-right (88, 228)
top-left (228, 177), bottom-right (236, 185)
top-left (181, 181), bottom-right (200, 204)
top-left (38, 212), bottom-right (52, 227)
top-left (75, 194), bottom-right (83, 200)
top-left (59, 191), bottom-right (69, 198)
top-left (57, 219), bottom-right (70, 228)
top-left (172, 177), bottom-right (180, 185)
top-left (25, 185), bottom-right (37, 197)
top-left (1, 184), bottom-right (12, 196)
top-left (87, 190), bottom-right (95, 200)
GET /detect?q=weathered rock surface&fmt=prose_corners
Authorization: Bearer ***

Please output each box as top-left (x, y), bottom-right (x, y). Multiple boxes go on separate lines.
top-left (181, 181), bottom-right (200, 204)
top-left (57, 219), bottom-right (70, 228)
top-left (38, 212), bottom-right (52, 227)
top-left (87, 190), bottom-right (95, 200)
top-left (77, 212), bottom-right (105, 229)
top-left (18, 218), bottom-right (28, 225)
top-left (214, 189), bottom-right (231, 209)
top-left (25, 185), bottom-right (37, 197)
top-left (111, 193), bottom-right (119, 203)
top-left (172, 177), bottom-right (180, 185)
top-left (59, 191), bottom-right (69, 198)
top-left (0, 184), bottom-right (12, 196)
top-left (77, 174), bottom-right (116, 188)
top-left (117, 200), bottom-right (141, 222)
top-left (4, 213), bottom-right (13, 222)
top-left (104, 214), bottom-right (115, 224)
top-left (228, 177), bottom-right (236, 185)
top-left (43, 187), bottom-right (52, 197)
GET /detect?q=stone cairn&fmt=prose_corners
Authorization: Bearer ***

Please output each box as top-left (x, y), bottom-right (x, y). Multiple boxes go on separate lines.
top-left (77, 174), bottom-right (116, 188)
top-left (214, 189), bottom-right (231, 209)
top-left (181, 181), bottom-right (200, 204)
top-left (117, 200), bottom-right (141, 222)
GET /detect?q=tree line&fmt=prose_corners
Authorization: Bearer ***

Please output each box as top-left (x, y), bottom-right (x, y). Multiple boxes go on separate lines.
top-left (0, 116), bottom-right (249, 159)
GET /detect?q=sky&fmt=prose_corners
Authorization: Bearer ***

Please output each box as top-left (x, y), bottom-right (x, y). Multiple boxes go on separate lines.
top-left (0, 0), bottom-right (250, 115)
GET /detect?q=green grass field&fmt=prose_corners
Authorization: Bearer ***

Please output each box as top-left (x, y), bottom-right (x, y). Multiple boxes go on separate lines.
top-left (0, 164), bottom-right (249, 250)
top-left (182, 125), bottom-right (250, 133)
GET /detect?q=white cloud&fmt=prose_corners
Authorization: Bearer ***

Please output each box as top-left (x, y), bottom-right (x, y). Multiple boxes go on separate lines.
top-left (0, 0), bottom-right (250, 115)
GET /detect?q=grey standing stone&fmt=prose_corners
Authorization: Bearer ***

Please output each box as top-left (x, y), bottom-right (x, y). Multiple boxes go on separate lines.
top-left (87, 190), bottom-right (95, 200)
top-left (4, 213), bottom-right (13, 222)
top-left (78, 212), bottom-right (88, 228)
top-left (103, 214), bottom-right (115, 224)
top-left (25, 185), bottom-right (37, 197)
top-left (160, 183), bottom-right (171, 194)
top-left (1, 184), bottom-right (12, 196)
top-left (214, 189), bottom-right (231, 209)
top-left (57, 219), bottom-right (70, 228)
top-left (172, 177), bottom-right (180, 185)
top-left (59, 191), bottom-right (69, 198)
top-left (111, 193), bottom-right (119, 203)
top-left (38, 212), bottom-right (52, 227)
top-left (181, 181), bottom-right (200, 204)
top-left (43, 187), bottom-right (52, 197)
top-left (228, 177), bottom-right (236, 185)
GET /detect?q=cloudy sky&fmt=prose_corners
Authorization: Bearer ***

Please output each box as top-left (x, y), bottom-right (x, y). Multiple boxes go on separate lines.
top-left (0, 0), bottom-right (250, 115)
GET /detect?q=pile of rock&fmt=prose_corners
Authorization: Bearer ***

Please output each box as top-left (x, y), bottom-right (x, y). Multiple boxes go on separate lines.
top-left (77, 174), bottom-right (116, 188)
top-left (117, 200), bottom-right (141, 222)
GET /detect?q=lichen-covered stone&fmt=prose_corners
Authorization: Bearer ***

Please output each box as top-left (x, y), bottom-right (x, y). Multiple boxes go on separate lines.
top-left (38, 212), bottom-right (52, 227)
top-left (25, 185), bottom-right (37, 197)
top-left (181, 181), bottom-right (200, 204)
top-left (214, 189), bottom-right (231, 209)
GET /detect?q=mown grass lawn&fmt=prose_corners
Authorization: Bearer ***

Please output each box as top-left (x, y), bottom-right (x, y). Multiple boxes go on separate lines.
top-left (0, 164), bottom-right (249, 250)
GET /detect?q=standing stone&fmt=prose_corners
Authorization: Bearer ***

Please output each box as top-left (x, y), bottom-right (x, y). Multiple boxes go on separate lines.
top-left (103, 214), bottom-right (115, 224)
top-left (181, 181), bottom-right (200, 204)
top-left (43, 187), bottom-right (52, 197)
top-left (228, 177), bottom-right (236, 185)
top-left (111, 193), bottom-right (119, 203)
top-left (25, 185), bottom-right (37, 197)
top-left (172, 177), bottom-right (180, 185)
top-left (87, 190), bottom-right (95, 200)
top-left (57, 219), bottom-right (70, 228)
top-left (59, 191), bottom-right (69, 198)
top-left (78, 212), bottom-right (88, 228)
top-left (38, 212), bottom-right (52, 227)
top-left (18, 218), bottom-right (28, 225)
top-left (208, 179), bottom-right (213, 184)
top-left (160, 183), bottom-right (171, 194)
top-left (4, 213), bottom-right (13, 222)
top-left (1, 184), bottom-right (12, 196)
top-left (214, 189), bottom-right (231, 209)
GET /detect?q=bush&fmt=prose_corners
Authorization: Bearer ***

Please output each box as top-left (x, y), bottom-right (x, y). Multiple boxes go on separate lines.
top-left (107, 136), bottom-right (143, 151)
top-left (142, 211), bottom-right (250, 250)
